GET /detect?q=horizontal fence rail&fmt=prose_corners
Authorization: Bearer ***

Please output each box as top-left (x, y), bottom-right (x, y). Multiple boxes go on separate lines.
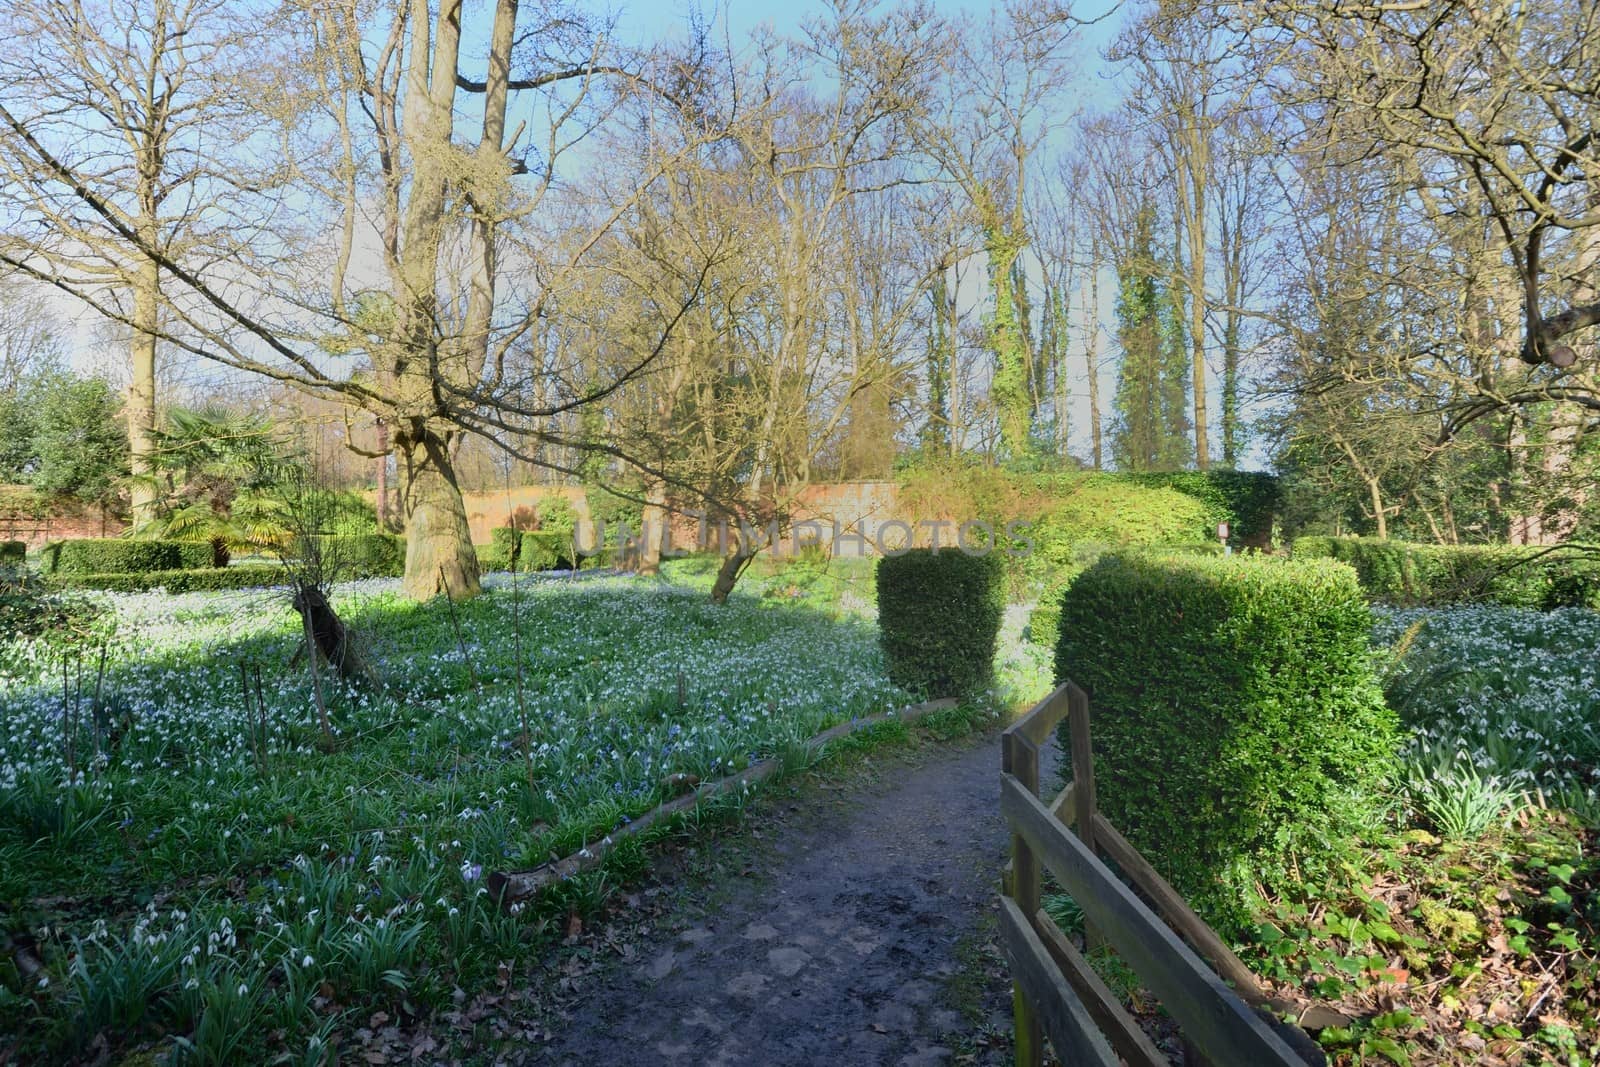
top-left (999, 681), bottom-right (1324, 1067)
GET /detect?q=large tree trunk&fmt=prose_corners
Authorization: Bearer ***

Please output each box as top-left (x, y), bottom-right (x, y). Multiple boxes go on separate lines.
top-left (709, 547), bottom-right (753, 605)
top-left (397, 420), bottom-right (480, 600)
top-left (127, 255), bottom-right (160, 526)
top-left (638, 480), bottom-right (668, 577)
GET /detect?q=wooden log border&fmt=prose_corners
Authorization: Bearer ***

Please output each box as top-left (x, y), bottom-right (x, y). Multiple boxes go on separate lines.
top-left (487, 697), bottom-right (959, 905)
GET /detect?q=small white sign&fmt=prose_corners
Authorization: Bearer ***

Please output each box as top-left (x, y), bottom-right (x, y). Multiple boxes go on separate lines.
top-left (1217, 522), bottom-right (1230, 542)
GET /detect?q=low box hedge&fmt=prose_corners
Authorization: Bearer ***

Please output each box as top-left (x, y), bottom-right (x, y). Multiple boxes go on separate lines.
top-left (296, 534), bottom-right (406, 578)
top-left (1055, 553), bottom-right (1397, 933)
top-left (51, 565), bottom-right (285, 594)
top-left (1292, 536), bottom-right (1600, 609)
top-left (0, 541), bottom-right (23, 566)
top-left (46, 538), bottom-right (218, 576)
top-left (876, 548), bottom-right (1004, 699)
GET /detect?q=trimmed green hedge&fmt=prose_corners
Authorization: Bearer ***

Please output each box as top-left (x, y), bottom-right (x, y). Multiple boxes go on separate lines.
top-left (520, 531), bottom-right (576, 571)
top-left (1055, 554), bottom-right (1397, 933)
top-left (50, 565), bottom-right (285, 593)
top-left (1025, 542), bottom-right (1227, 648)
top-left (0, 541), bottom-right (23, 565)
top-left (297, 534), bottom-right (406, 578)
top-left (877, 549), bottom-right (1004, 699)
top-left (46, 539), bottom-right (217, 576)
top-left (489, 527), bottom-right (522, 570)
top-left (1292, 536), bottom-right (1600, 609)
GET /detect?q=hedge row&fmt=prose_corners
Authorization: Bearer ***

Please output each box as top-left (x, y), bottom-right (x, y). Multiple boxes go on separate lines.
top-left (42, 538), bottom-right (219, 575)
top-left (296, 534), bottom-right (406, 578)
top-left (1292, 536), bottom-right (1600, 609)
top-left (876, 548), bottom-right (1004, 699)
top-left (1055, 554), bottom-right (1397, 933)
top-left (0, 541), bottom-right (23, 565)
top-left (1026, 542), bottom-right (1226, 648)
top-left (488, 528), bottom-right (580, 572)
top-left (50, 565), bottom-right (286, 594)
top-left (1122, 470), bottom-right (1280, 546)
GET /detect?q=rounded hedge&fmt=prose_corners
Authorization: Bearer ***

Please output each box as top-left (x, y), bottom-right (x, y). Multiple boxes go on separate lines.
top-left (1055, 553), bottom-right (1397, 933)
top-left (876, 548), bottom-right (1004, 699)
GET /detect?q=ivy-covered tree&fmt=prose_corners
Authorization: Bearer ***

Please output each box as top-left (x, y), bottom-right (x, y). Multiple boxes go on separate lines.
top-left (1111, 204), bottom-right (1192, 472)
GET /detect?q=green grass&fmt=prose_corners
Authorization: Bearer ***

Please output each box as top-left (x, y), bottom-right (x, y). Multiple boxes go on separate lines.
top-left (0, 574), bottom-right (919, 1061)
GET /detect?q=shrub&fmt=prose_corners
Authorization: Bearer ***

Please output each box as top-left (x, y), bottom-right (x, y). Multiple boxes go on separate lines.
top-left (49, 565), bottom-right (285, 593)
top-left (895, 458), bottom-right (1266, 599)
top-left (586, 484), bottom-right (645, 547)
top-left (1124, 470), bottom-right (1280, 547)
top-left (1055, 554), bottom-right (1397, 933)
top-left (1293, 536), bottom-right (1600, 609)
top-left (876, 549), bottom-right (1004, 699)
top-left (48, 538), bottom-right (217, 575)
top-left (537, 497), bottom-right (579, 542)
top-left (1, 570), bottom-right (102, 644)
top-left (489, 527), bottom-right (521, 570)
top-left (0, 540), bottom-right (23, 565)
top-left (296, 534), bottom-right (406, 579)
top-left (518, 531), bottom-right (575, 571)
top-left (1025, 543), bottom-right (1228, 648)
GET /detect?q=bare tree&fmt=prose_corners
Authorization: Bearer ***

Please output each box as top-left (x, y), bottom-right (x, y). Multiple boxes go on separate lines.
top-left (0, 0), bottom-right (281, 524)
top-left (0, 0), bottom-right (725, 599)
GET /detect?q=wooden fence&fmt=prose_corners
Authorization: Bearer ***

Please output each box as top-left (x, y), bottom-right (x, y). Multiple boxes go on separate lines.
top-left (1000, 680), bottom-right (1335, 1066)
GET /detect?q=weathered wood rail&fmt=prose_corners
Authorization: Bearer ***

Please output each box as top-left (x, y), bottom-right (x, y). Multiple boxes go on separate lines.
top-left (1000, 680), bottom-right (1336, 1067)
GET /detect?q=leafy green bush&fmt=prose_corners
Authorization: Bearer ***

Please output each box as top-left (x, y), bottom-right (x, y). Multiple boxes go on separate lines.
top-left (876, 549), bottom-right (1004, 699)
top-left (518, 531), bottom-right (575, 571)
top-left (48, 538), bottom-right (217, 575)
top-left (489, 527), bottom-right (521, 570)
top-left (895, 458), bottom-right (1272, 599)
top-left (1055, 554), bottom-right (1398, 933)
top-left (1293, 536), bottom-right (1600, 609)
top-left (308, 489), bottom-right (380, 535)
top-left (0, 540), bottom-right (23, 565)
top-left (50, 566), bottom-right (285, 593)
top-left (586, 484), bottom-right (645, 547)
top-left (297, 534), bottom-right (406, 578)
top-left (537, 497), bottom-right (579, 542)
top-left (1123, 470), bottom-right (1280, 546)
top-left (1, 570), bottom-right (103, 644)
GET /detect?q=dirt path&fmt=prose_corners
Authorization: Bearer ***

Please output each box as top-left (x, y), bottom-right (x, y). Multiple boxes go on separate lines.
top-left (527, 731), bottom-right (1031, 1066)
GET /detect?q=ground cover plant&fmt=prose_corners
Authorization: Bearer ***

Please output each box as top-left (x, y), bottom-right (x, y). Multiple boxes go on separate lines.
top-left (1040, 557), bottom-right (1598, 1065)
top-left (0, 574), bottom-right (919, 1062)
top-left (1242, 604), bottom-right (1600, 1066)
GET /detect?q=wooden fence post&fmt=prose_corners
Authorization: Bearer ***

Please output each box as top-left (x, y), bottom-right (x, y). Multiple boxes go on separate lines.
top-left (1067, 684), bottom-right (1101, 951)
top-left (1003, 730), bottom-right (1043, 1067)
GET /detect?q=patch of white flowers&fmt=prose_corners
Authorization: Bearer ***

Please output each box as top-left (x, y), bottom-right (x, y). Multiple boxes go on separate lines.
top-left (1376, 605), bottom-right (1600, 811)
top-left (0, 573), bottom-right (917, 1050)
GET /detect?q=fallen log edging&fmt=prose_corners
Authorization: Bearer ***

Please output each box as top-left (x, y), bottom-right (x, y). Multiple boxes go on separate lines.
top-left (486, 697), bottom-right (959, 906)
